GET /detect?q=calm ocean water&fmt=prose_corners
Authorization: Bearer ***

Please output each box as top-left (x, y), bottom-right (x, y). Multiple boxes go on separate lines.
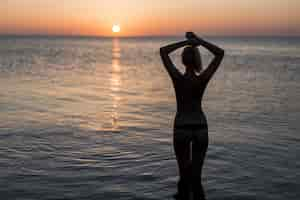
top-left (0, 36), bottom-right (299, 200)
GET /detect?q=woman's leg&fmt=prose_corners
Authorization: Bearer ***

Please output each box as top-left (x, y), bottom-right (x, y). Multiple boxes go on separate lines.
top-left (173, 128), bottom-right (192, 199)
top-left (191, 128), bottom-right (208, 200)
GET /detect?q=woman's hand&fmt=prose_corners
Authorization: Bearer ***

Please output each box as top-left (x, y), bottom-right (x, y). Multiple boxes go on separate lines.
top-left (186, 32), bottom-right (201, 40)
top-left (186, 32), bottom-right (195, 39)
top-left (186, 32), bottom-right (202, 46)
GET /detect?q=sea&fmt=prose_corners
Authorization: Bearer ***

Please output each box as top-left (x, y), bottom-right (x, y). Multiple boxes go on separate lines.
top-left (0, 36), bottom-right (299, 200)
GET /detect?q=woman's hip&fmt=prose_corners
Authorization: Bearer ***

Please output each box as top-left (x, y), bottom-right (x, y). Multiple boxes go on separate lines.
top-left (173, 124), bottom-right (208, 142)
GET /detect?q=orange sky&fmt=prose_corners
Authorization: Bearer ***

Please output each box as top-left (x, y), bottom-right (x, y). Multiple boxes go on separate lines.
top-left (0, 0), bottom-right (299, 36)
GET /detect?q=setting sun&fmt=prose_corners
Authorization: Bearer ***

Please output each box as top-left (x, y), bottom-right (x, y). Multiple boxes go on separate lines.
top-left (112, 25), bottom-right (121, 33)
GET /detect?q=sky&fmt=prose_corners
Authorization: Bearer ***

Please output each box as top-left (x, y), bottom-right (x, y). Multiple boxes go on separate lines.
top-left (0, 0), bottom-right (299, 36)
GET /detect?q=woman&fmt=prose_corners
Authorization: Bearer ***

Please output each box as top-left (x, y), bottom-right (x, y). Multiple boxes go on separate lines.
top-left (160, 32), bottom-right (224, 200)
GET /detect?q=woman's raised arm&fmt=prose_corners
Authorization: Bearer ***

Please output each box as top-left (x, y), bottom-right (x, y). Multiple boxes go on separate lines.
top-left (160, 40), bottom-right (192, 80)
top-left (186, 32), bottom-right (224, 83)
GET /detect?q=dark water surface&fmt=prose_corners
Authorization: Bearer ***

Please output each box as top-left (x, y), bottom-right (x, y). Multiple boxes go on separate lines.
top-left (0, 36), bottom-right (299, 199)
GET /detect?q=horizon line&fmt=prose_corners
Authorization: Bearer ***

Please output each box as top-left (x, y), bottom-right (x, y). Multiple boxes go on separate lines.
top-left (0, 33), bottom-right (299, 38)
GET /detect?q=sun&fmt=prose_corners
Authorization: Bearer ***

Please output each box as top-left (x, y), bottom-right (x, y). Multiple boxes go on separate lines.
top-left (112, 25), bottom-right (121, 33)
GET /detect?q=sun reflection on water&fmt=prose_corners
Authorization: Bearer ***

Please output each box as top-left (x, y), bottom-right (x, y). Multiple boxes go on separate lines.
top-left (110, 38), bottom-right (122, 130)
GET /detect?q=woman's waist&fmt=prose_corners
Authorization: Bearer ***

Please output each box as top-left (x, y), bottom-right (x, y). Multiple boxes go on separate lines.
top-left (174, 111), bottom-right (207, 127)
top-left (176, 104), bottom-right (203, 113)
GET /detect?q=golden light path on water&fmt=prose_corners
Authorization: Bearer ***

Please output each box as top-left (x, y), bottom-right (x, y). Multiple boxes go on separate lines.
top-left (110, 38), bottom-right (122, 130)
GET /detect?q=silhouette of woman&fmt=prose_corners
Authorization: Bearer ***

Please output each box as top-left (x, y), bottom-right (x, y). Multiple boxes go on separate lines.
top-left (160, 32), bottom-right (224, 200)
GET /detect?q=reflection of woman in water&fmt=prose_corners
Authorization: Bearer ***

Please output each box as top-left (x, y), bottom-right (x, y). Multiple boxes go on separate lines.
top-left (160, 32), bottom-right (224, 200)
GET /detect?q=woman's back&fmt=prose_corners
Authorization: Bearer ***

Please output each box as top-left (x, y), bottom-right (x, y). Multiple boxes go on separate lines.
top-left (172, 73), bottom-right (208, 127)
top-left (159, 32), bottom-right (224, 127)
